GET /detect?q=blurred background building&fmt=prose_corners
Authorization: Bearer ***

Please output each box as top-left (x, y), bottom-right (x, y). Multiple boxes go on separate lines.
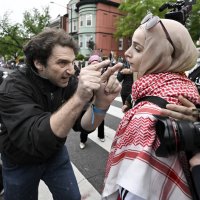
top-left (49, 0), bottom-right (129, 59)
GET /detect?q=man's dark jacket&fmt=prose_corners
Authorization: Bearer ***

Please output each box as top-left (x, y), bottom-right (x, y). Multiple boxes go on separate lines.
top-left (0, 67), bottom-right (84, 164)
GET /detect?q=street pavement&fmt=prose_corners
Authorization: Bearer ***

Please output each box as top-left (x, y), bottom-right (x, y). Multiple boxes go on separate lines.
top-left (38, 96), bottom-right (123, 200)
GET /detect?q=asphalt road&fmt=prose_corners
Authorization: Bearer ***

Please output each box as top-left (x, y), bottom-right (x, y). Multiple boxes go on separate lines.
top-left (66, 97), bottom-right (123, 196)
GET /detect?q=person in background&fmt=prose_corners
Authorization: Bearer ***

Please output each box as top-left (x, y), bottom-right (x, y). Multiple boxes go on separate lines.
top-left (0, 28), bottom-right (122, 200)
top-left (102, 13), bottom-right (199, 200)
top-left (80, 54), bottom-right (106, 149)
top-left (117, 60), bottom-right (133, 108)
top-left (121, 93), bottom-right (133, 113)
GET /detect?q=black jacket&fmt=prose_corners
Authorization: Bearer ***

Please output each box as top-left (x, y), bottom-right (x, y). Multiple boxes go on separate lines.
top-left (0, 67), bottom-right (85, 164)
top-left (117, 71), bottom-right (133, 96)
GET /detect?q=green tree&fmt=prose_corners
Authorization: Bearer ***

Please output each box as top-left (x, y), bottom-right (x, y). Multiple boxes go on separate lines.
top-left (23, 7), bottom-right (50, 36)
top-left (188, 3), bottom-right (200, 42)
top-left (115, 0), bottom-right (200, 41)
top-left (115, 0), bottom-right (166, 38)
top-left (0, 13), bottom-right (24, 60)
top-left (0, 7), bottom-right (50, 60)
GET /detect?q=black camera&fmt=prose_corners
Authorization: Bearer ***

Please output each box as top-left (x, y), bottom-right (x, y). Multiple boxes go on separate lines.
top-left (159, 0), bottom-right (196, 25)
top-left (155, 116), bottom-right (200, 157)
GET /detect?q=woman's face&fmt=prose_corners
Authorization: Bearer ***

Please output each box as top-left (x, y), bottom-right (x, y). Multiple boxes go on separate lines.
top-left (125, 27), bottom-right (145, 73)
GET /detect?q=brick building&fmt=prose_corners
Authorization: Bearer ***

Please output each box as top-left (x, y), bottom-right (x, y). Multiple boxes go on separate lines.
top-left (50, 0), bottom-right (129, 59)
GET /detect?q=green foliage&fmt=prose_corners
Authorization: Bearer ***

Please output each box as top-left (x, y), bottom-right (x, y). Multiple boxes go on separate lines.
top-left (23, 7), bottom-right (50, 35)
top-left (0, 14), bottom-right (24, 60)
top-left (115, 0), bottom-right (166, 38)
top-left (0, 7), bottom-right (51, 60)
top-left (187, 2), bottom-right (200, 41)
top-left (76, 53), bottom-right (85, 61)
top-left (115, 0), bottom-right (200, 42)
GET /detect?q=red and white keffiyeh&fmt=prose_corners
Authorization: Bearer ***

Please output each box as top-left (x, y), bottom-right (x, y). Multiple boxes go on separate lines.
top-left (102, 72), bottom-right (200, 200)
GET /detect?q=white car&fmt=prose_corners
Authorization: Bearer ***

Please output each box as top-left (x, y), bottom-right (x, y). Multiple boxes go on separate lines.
top-left (2, 71), bottom-right (8, 79)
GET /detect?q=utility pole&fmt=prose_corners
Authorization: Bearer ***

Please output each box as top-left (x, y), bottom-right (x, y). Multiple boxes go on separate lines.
top-left (50, 1), bottom-right (72, 34)
top-left (68, 5), bottom-right (73, 35)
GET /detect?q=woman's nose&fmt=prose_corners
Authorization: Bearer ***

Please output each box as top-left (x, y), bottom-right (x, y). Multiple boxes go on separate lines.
top-left (125, 47), bottom-right (131, 58)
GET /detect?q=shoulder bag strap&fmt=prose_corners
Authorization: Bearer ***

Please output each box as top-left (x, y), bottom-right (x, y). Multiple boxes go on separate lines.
top-left (134, 96), bottom-right (168, 108)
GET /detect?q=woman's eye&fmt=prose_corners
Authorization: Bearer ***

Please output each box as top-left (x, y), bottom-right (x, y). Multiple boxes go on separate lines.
top-left (135, 47), bottom-right (141, 52)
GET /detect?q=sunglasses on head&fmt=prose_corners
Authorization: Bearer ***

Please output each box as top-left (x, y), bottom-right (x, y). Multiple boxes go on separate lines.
top-left (141, 13), bottom-right (175, 56)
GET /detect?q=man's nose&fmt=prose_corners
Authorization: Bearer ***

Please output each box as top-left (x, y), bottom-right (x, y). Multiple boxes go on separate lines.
top-left (66, 63), bottom-right (75, 75)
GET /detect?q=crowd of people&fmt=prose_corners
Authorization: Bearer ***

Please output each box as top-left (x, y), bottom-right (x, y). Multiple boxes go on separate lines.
top-left (0, 10), bottom-right (200, 200)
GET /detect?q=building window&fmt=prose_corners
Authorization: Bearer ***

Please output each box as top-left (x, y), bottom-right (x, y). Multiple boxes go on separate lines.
top-left (73, 20), bottom-right (76, 31)
top-left (79, 15), bottom-right (83, 27)
top-left (72, 3), bottom-right (76, 10)
top-left (119, 38), bottom-right (123, 50)
top-left (79, 35), bottom-right (83, 48)
top-left (86, 14), bottom-right (92, 26)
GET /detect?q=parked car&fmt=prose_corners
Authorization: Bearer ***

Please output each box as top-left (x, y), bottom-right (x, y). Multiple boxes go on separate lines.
top-left (16, 62), bottom-right (25, 69)
top-left (2, 71), bottom-right (8, 79)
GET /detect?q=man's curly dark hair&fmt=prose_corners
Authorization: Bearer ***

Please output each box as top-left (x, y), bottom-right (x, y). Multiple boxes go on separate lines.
top-left (23, 28), bottom-right (79, 70)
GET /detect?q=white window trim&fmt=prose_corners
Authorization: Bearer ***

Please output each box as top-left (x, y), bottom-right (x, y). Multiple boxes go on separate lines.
top-left (86, 14), bottom-right (92, 27)
top-left (73, 19), bottom-right (76, 31)
top-left (79, 35), bottom-right (83, 48)
top-left (79, 15), bottom-right (83, 27)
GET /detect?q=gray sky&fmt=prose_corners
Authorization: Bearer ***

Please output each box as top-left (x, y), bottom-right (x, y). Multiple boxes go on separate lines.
top-left (0, 0), bottom-right (69, 24)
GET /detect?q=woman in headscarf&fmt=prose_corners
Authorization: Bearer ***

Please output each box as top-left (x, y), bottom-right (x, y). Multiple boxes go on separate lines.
top-left (102, 13), bottom-right (199, 200)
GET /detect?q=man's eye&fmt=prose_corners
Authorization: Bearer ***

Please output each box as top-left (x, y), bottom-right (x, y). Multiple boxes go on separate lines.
top-left (58, 61), bottom-right (68, 67)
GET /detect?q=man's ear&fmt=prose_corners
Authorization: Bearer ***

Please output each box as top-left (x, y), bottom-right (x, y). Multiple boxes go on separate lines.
top-left (34, 60), bottom-right (44, 71)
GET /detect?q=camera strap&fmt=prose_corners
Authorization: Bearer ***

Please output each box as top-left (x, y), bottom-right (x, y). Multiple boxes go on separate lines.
top-left (134, 96), bottom-right (168, 108)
